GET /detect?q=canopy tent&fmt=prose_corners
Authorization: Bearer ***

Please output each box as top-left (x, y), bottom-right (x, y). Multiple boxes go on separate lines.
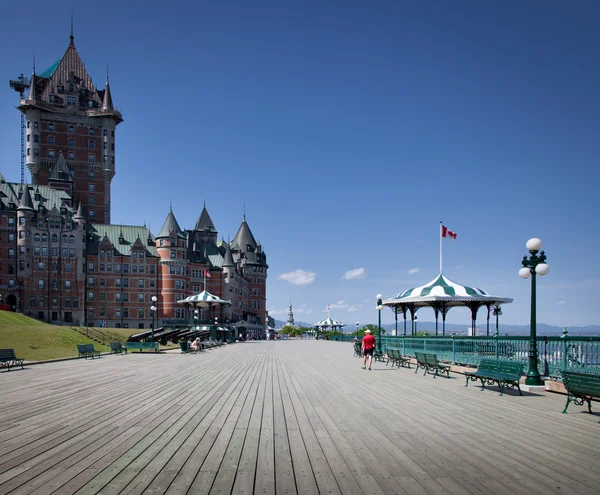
top-left (314, 316), bottom-right (345, 332)
top-left (382, 273), bottom-right (513, 336)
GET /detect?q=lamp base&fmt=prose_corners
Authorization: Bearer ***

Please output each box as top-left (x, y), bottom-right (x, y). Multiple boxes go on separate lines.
top-left (520, 384), bottom-right (546, 393)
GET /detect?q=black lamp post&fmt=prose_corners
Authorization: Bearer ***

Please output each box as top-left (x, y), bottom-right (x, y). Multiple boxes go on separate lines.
top-left (492, 305), bottom-right (502, 337)
top-left (194, 309), bottom-right (199, 334)
top-left (150, 295), bottom-right (157, 342)
top-left (356, 321), bottom-right (359, 335)
top-left (376, 294), bottom-right (383, 356)
top-left (519, 237), bottom-right (550, 386)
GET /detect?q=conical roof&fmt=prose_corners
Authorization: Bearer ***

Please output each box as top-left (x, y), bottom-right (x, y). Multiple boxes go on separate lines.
top-left (28, 72), bottom-right (37, 101)
top-left (74, 202), bottom-right (85, 220)
top-left (223, 243), bottom-right (235, 267)
top-left (195, 205), bottom-right (217, 232)
top-left (157, 208), bottom-right (184, 238)
top-left (101, 77), bottom-right (114, 111)
top-left (231, 218), bottom-right (257, 252)
top-left (17, 185), bottom-right (34, 211)
top-left (49, 151), bottom-right (72, 181)
top-left (314, 316), bottom-right (345, 328)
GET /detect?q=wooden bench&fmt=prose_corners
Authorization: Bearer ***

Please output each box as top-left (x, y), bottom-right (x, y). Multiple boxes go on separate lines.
top-left (562, 371), bottom-right (600, 420)
top-left (110, 342), bottom-right (127, 355)
top-left (415, 352), bottom-right (450, 378)
top-left (124, 342), bottom-right (159, 353)
top-left (465, 359), bottom-right (524, 395)
top-left (386, 348), bottom-right (411, 368)
top-left (0, 348), bottom-right (24, 371)
top-left (77, 344), bottom-right (100, 359)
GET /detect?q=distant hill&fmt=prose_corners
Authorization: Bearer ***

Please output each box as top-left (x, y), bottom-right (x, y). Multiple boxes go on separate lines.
top-left (273, 318), bottom-right (600, 336)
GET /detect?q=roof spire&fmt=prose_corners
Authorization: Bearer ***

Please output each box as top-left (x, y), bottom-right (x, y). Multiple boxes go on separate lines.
top-left (70, 13), bottom-right (74, 45)
top-left (243, 201), bottom-right (246, 221)
top-left (101, 71), bottom-right (114, 111)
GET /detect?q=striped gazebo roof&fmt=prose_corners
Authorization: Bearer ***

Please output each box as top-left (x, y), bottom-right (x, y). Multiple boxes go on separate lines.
top-left (314, 316), bottom-right (345, 328)
top-left (383, 273), bottom-right (512, 307)
top-left (177, 290), bottom-right (231, 307)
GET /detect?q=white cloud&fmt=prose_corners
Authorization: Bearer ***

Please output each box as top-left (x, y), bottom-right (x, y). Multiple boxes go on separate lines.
top-left (408, 267), bottom-right (420, 275)
top-left (278, 269), bottom-right (316, 286)
top-left (306, 309), bottom-right (313, 314)
top-left (296, 304), bottom-right (308, 314)
top-left (268, 308), bottom-right (285, 316)
top-left (348, 304), bottom-right (362, 312)
top-left (454, 264), bottom-right (465, 271)
top-left (327, 300), bottom-right (348, 310)
top-left (556, 300), bottom-right (565, 305)
top-left (363, 298), bottom-right (371, 304)
top-left (342, 267), bottom-right (366, 280)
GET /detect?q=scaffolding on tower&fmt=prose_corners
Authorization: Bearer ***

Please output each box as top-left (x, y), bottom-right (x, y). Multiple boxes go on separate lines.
top-left (8, 73), bottom-right (29, 184)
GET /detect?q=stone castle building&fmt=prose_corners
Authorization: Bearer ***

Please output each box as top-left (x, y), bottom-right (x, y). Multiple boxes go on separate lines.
top-left (0, 33), bottom-right (268, 335)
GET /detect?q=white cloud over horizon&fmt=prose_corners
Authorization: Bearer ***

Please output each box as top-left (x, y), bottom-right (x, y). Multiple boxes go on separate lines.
top-left (278, 269), bottom-right (316, 285)
top-left (342, 267), bottom-right (366, 280)
top-left (408, 267), bottom-right (420, 275)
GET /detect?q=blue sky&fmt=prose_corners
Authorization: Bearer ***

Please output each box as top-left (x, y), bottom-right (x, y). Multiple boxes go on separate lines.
top-left (1, 1), bottom-right (598, 329)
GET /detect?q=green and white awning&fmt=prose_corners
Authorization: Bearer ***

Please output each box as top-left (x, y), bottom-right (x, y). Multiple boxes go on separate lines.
top-left (177, 290), bottom-right (231, 307)
top-left (314, 317), bottom-right (345, 328)
top-left (383, 273), bottom-right (512, 307)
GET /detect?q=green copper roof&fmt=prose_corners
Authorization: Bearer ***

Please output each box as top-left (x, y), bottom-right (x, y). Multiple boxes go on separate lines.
top-left (39, 59), bottom-right (60, 78)
top-left (87, 224), bottom-right (158, 257)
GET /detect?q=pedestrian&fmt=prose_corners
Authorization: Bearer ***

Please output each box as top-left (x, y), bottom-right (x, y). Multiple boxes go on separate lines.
top-left (361, 329), bottom-right (376, 370)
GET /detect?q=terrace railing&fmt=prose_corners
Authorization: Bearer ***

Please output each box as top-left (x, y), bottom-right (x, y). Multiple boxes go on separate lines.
top-left (380, 331), bottom-right (600, 378)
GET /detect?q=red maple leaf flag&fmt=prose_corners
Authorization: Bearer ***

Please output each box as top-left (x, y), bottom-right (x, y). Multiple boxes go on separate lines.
top-left (441, 225), bottom-right (457, 241)
top-left (205, 270), bottom-right (211, 278)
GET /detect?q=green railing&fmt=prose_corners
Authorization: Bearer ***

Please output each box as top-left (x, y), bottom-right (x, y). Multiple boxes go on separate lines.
top-left (380, 332), bottom-right (600, 378)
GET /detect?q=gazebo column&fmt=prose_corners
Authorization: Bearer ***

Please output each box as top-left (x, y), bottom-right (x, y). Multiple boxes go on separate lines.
top-left (408, 304), bottom-right (416, 336)
top-left (486, 304), bottom-right (492, 336)
top-left (433, 305), bottom-right (440, 336)
top-left (441, 302), bottom-right (449, 336)
top-left (467, 303), bottom-right (480, 335)
top-left (402, 306), bottom-right (407, 337)
top-left (395, 307), bottom-right (398, 337)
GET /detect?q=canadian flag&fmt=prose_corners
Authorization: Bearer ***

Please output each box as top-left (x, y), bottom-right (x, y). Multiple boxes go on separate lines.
top-left (441, 225), bottom-right (457, 241)
top-left (205, 270), bottom-right (211, 278)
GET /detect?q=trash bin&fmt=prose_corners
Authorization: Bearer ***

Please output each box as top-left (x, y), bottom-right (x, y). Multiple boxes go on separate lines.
top-left (180, 341), bottom-right (188, 353)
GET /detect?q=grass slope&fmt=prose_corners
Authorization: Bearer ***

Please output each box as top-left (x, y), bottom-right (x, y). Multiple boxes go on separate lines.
top-left (0, 311), bottom-right (135, 361)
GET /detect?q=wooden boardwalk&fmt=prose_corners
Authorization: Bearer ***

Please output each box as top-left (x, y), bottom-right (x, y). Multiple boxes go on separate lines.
top-left (0, 340), bottom-right (599, 495)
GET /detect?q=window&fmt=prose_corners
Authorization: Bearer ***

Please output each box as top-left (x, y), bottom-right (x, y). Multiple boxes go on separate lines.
top-left (65, 262), bottom-right (71, 272)
top-left (48, 150), bottom-right (55, 158)
top-left (123, 309), bottom-right (128, 318)
top-left (88, 277), bottom-right (94, 286)
top-left (103, 129), bottom-right (108, 137)
top-left (68, 96), bottom-right (76, 105)
top-left (149, 280), bottom-right (155, 288)
top-left (34, 148), bottom-right (39, 156)
top-left (69, 248), bottom-right (75, 257)
top-left (123, 278), bottom-right (129, 288)
top-left (68, 152), bottom-right (75, 159)
top-left (100, 278), bottom-right (105, 286)
top-left (52, 234), bottom-right (57, 242)
top-left (99, 263), bottom-right (105, 272)
top-left (65, 280), bottom-right (71, 290)
top-left (65, 298), bottom-right (71, 308)
top-left (123, 264), bottom-right (129, 273)
top-left (27, 121), bottom-right (31, 128)
top-left (88, 308), bottom-right (94, 318)
top-left (69, 235), bottom-right (75, 243)
top-left (34, 134), bottom-right (39, 143)
top-left (68, 125), bottom-right (74, 133)
top-left (34, 121), bottom-right (38, 129)
top-left (88, 154), bottom-right (95, 163)
top-left (62, 248), bottom-right (67, 256)
top-left (116, 263), bottom-right (121, 273)
top-left (9, 233), bottom-right (15, 242)
top-left (38, 262), bottom-right (44, 271)
top-left (138, 279), bottom-right (144, 288)
top-left (88, 292), bottom-right (94, 301)
top-left (88, 140), bottom-right (95, 149)
top-left (115, 293), bottom-right (121, 302)
top-left (103, 155), bottom-right (108, 163)
top-left (88, 128), bottom-right (95, 135)
top-left (99, 307), bottom-right (105, 316)
top-left (42, 247), bottom-right (48, 256)
top-left (170, 250), bottom-right (176, 259)
top-left (89, 210), bottom-right (95, 218)
top-left (30, 297), bottom-right (36, 307)
top-left (41, 233), bottom-right (47, 242)
top-left (138, 309), bottom-right (144, 318)
top-left (27, 148), bottom-right (30, 156)
top-left (8, 279), bottom-right (15, 288)
top-left (38, 280), bottom-right (45, 289)
top-left (34, 247), bottom-right (41, 255)
top-left (48, 136), bottom-right (55, 144)
top-left (138, 293), bottom-right (145, 302)
top-left (52, 247), bottom-right (58, 256)
top-left (88, 262), bottom-right (94, 272)
top-left (73, 298), bottom-right (80, 308)
top-left (99, 293), bottom-right (105, 301)
top-left (27, 134), bottom-right (30, 142)
top-left (132, 265), bottom-right (137, 273)
top-left (103, 142), bottom-right (107, 149)
top-left (149, 265), bottom-right (155, 274)
top-left (116, 278), bottom-right (121, 287)
top-left (68, 138), bottom-right (75, 147)
top-left (89, 184), bottom-right (95, 192)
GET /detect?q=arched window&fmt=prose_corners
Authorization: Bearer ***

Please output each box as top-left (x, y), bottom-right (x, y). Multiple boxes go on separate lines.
top-left (69, 235), bottom-right (75, 244)
top-left (41, 233), bottom-right (47, 242)
top-left (52, 234), bottom-right (57, 242)
top-left (62, 235), bottom-right (68, 243)
top-left (34, 233), bottom-right (40, 242)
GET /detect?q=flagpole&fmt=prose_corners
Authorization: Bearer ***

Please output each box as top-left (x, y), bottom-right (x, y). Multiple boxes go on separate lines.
top-left (440, 221), bottom-right (443, 274)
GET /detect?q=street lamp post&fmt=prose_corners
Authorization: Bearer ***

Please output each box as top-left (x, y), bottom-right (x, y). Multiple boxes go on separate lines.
top-left (376, 294), bottom-right (383, 356)
top-left (356, 321), bottom-right (359, 335)
top-left (150, 295), bottom-right (158, 343)
top-left (493, 305), bottom-right (502, 337)
top-left (519, 237), bottom-right (550, 386)
top-left (194, 309), bottom-right (199, 332)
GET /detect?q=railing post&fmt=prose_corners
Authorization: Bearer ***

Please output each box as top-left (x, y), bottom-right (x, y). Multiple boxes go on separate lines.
top-left (561, 327), bottom-right (568, 371)
top-left (452, 334), bottom-right (456, 363)
top-left (402, 335), bottom-right (405, 356)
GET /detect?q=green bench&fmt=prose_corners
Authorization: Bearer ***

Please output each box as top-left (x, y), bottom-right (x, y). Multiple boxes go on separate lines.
top-left (110, 342), bottom-right (127, 355)
top-left (353, 342), bottom-right (362, 357)
top-left (465, 359), bottom-right (524, 395)
top-left (77, 344), bottom-right (100, 359)
top-left (0, 348), bottom-right (24, 371)
top-left (415, 352), bottom-right (450, 378)
top-left (124, 342), bottom-right (159, 353)
top-left (562, 371), bottom-right (600, 420)
top-left (386, 348), bottom-right (411, 368)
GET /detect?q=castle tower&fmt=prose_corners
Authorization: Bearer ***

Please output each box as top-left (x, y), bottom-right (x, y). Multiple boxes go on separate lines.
top-left (17, 31), bottom-right (123, 224)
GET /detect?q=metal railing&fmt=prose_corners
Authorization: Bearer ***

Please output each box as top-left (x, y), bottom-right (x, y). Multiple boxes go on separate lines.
top-left (379, 331), bottom-right (600, 377)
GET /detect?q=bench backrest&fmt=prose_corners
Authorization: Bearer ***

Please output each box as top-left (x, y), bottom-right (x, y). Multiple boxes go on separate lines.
top-left (415, 352), bottom-right (427, 364)
top-left (77, 344), bottom-right (88, 353)
top-left (562, 371), bottom-right (600, 396)
top-left (424, 353), bottom-right (442, 366)
top-left (0, 348), bottom-right (17, 360)
top-left (110, 342), bottom-right (123, 350)
top-left (86, 344), bottom-right (96, 352)
top-left (388, 348), bottom-right (400, 359)
top-left (478, 359), bottom-right (524, 376)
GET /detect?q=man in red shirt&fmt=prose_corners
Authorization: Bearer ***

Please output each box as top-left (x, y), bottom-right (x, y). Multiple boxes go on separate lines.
top-left (361, 329), bottom-right (376, 370)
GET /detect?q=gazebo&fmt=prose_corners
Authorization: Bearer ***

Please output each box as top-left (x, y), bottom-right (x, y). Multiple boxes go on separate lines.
top-left (177, 290), bottom-right (234, 341)
top-left (313, 316), bottom-right (345, 337)
top-left (382, 273), bottom-right (513, 336)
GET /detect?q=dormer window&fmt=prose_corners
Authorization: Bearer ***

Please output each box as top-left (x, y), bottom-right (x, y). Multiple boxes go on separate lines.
top-left (48, 124), bottom-right (55, 131)
top-left (68, 125), bottom-right (75, 134)
top-left (57, 86), bottom-right (64, 93)
top-left (88, 128), bottom-right (95, 136)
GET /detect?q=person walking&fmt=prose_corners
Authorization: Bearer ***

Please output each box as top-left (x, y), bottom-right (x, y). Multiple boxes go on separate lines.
top-left (361, 329), bottom-right (376, 370)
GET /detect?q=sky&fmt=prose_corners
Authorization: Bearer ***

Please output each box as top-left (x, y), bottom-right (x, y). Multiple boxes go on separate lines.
top-left (0, 1), bottom-right (598, 330)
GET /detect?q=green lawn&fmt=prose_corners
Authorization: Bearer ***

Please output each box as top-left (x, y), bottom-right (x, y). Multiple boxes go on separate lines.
top-left (0, 311), bottom-right (138, 361)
